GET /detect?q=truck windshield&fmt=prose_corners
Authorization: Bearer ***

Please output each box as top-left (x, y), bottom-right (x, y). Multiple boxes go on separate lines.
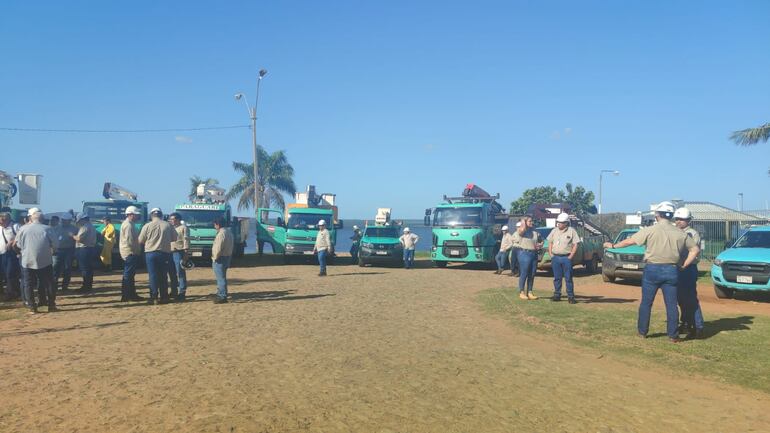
top-left (84, 203), bottom-right (146, 221)
top-left (176, 210), bottom-right (224, 228)
top-left (733, 231), bottom-right (770, 248)
top-left (288, 214), bottom-right (329, 230)
top-left (614, 231), bottom-right (637, 243)
top-left (365, 227), bottom-right (398, 238)
top-left (433, 207), bottom-right (482, 227)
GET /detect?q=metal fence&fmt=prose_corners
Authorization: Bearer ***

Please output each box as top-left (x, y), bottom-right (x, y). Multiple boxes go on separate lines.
top-left (692, 209), bottom-right (770, 260)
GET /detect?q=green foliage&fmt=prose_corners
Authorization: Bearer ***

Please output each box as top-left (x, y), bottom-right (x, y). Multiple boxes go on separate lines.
top-left (509, 186), bottom-right (559, 215)
top-left (509, 183), bottom-right (597, 216)
top-left (188, 176), bottom-right (219, 201)
top-left (226, 146), bottom-right (297, 212)
top-left (731, 123), bottom-right (770, 146)
top-left (559, 183), bottom-right (597, 215)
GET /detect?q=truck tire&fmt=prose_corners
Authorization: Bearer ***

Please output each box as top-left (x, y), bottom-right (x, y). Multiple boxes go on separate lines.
top-left (358, 260), bottom-right (366, 267)
top-left (602, 271), bottom-right (615, 283)
top-left (714, 285), bottom-right (735, 299)
top-left (434, 260), bottom-right (447, 268)
top-left (585, 256), bottom-right (599, 274)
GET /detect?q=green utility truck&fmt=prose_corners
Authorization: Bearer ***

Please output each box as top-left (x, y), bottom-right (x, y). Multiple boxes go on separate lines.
top-left (358, 208), bottom-right (403, 267)
top-left (535, 223), bottom-right (605, 274)
top-left (256, 185), bottom-right (343, 262)
top-left (83, 182), bottom-right (149, 264)
top-left (601, 228), bottom-right (644, 283)
top-left (425, 184), bottom-right (509, 267)
top-left (173, 184), bottom-right (247, 262)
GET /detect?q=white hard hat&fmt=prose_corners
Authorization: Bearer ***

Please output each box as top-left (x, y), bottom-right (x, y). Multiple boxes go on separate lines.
top-left (404, 227), bottom-right (410, 232)
top-left (353, 225), bottom-right (359, 230)
top-left (318, 219), bottom-right (326, 226)
top-left (501, 225), bottom-right (509, 231)
top-left (556, 213), bottom-right (570, 223)
top-left (150, 207), bottom-right (162, 215)
top-left (654, 201), bottom-right (675, 214)
top-left (674, 207), bottom-right (692, 220)
top-left (125, 205), bottom-right (142, 215)
top-left (27, 207), bottom-right (42, 217)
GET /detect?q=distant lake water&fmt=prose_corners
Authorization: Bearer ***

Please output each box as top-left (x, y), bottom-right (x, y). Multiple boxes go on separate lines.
top-left (244, 219), bottom-right (432, 254)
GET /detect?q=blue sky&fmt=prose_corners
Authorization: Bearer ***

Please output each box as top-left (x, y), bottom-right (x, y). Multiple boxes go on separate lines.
top-left (2, 1), bottom-right (769, 218)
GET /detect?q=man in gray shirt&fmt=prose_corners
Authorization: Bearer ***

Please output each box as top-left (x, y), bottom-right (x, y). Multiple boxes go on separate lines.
top-left (52, 215), bottom-right (78, 291)
top-left (16, 208), bottom-right (58, 313)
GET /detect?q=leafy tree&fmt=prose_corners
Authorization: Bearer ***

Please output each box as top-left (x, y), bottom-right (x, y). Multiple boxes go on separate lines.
top-left (226, 146), bottom-right (297, 212)
top-left (509, 186), bottom-right (559, 215)
top-left (558, 183), bottom-right (597, 216)
top-left (509, 184), bottom-right (597, 216)
top-left (188, 176), bottom-right (219, 201)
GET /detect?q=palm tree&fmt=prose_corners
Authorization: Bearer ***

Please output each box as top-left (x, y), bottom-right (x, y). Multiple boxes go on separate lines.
top-left (731, 123), bottom-right (770, 146)
top-left (226, 146), bottom-right (297, 211)
top-left (189, 176), bottom-right (220, 200)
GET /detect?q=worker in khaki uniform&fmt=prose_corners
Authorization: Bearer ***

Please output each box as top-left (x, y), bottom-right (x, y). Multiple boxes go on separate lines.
top-left (548, 213), bottom-right (581, 304)
top-left (119, 206), bottom-right (144, 302)
top-left (138, 208), bottom-right (177, 305)
top-left (495, 225), bottom-right (513, 274)
top-left (313, 220), bottom-right (333, 276)
top-left (211, 217), bottom-right (234, 303)
top-left (674, 207), bottom-right (704, 339)
top-left (512, 216), bottom-right (542, 300)
top-left (605, 202), bottom-right (699, 342)
top-left (73, 213), bottom-right (97, 292)
top-left (167, 213), bottom-right (189, 301)
top-left (399, 227), bottom-right (419, 269)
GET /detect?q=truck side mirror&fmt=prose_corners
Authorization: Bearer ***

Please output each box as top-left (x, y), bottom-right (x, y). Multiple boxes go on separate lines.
top-left (334, 220), bottom-right (344, 229)
top-left (424, 215), bottom-right (431, 226)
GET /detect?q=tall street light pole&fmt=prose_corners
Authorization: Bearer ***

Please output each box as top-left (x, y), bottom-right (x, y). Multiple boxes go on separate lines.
top-left (599, 169), bottom-right (620, 230)
top-left (235, 68), bottom-right (268, 213)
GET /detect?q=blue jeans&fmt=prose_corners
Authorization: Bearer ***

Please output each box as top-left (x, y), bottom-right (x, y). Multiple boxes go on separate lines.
top-left (76, 247), bottom-right (94, 290)
top-left (517, 250), bottom-right (537, 292)
top-left (54, 247), bottom-right (75, 290)
top-left (495, 250), bottom-right (509, 270)
top-left (170, 251), bottom-right (187, 295)
top-left (677, 264), bottom-right (704, 330)
top-left (639, 264), bottom-right (680, 339)
top-left (213, 256), bottom-right (231, 299)
top-left (510, 247), bottom-right (520, 274)
top-left (350, 244), bottom-right (359, 264)
top-left (145, 251), bottom-right (169, 300)
top-left (552, 255), bottom-right (574, 298)
top-left (317, 249), bottom-right (328, 274)
top-left (122, 254), bottom-right (139, 299)
top-left (2, 252), bottom-right (21, 298)
top-left (403, 249), bottom-right (415, 269)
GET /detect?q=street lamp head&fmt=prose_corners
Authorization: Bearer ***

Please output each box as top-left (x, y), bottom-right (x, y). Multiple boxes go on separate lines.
top-left (612, 170), bottom-right (620, 176)
top-left (234, 93), bottom-right (244, 101)
top-left (258, 69), bottom-right (268, 79)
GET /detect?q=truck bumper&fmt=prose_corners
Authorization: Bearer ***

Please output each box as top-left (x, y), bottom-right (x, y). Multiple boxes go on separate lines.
top-left (711, 264), bottom-right (770, 292)
top-left (284, 242), bottom-right (316, 256)
top-left (603, 257), bottom-right (644, 280)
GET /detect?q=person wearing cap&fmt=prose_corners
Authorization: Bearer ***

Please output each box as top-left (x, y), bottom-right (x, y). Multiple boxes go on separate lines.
top-left (604, 202), bottom-right (699, 343)
top-left (0, 211), bottom-right (22, 301)
top-left (168, 212), bottom-right (189, 301)
top-left (119, 206), bottom-right (144, 302)
top-left (313, 220), bottom-right (333, 276)
top-left (674, 207), bottom-right (704, 339)
top-left (399, 227), bottom-right (419, 269)
top-left (547, 213), bottom-right (582, 304)
top-left (138, 208), bottom-right (177, 304)
top-left (495, 225), bottom-right (513, 275)
top-left (512, 215), bottom-right (542, 300)
top-left (72, 213), bottom-right (97, 292)
top-left (99, 217), bottom-right (116, 271)
top-left (52, 214), bottom-right (77, 292)
top-left (349, 225), bottom-right (362, 265)
top-left (509, 221), bottom-right (522, 277)
top-left (211, 217), bottom-right (234, 303)
top-left (15, 208), bottom-right (58, 313)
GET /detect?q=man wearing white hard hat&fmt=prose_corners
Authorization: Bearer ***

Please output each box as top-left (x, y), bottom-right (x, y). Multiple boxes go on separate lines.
top-left (604, 201), bottom-right (700, 342)
top-left (15, 208), bottom-right (58, 313)
top-left (119, 206), bottom-right (144, 302)
top-left (494, 225), bottom-right (513, 275)
top-left (313, 219), bottom-right (333, 276)
top-left (138, 208), bottom-right (177, 304)
top-left (72, 212), bottom-right (97, 292)
top-left (399, 227), bottom-right (419, 269)
top-left (547, 213), bottom-right (581, 304)
top-left (674, 207), bottom-right (704, 339)
top-left (350, 225), bottom-right (362, 265)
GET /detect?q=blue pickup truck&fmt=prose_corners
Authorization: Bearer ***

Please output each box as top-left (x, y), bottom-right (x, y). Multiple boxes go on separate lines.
top-left (711, 225), bottom-right (770, 299)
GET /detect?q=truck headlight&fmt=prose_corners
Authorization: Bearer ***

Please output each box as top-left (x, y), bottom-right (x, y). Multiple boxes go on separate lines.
top-left (714, 258), bottom-right (723, 266)
top-left (286, 244), bottom-right (295, 250)
top-left (604, 251), bottom-right (615, 260)
top-left (362, 242), bottom-right (374, 249)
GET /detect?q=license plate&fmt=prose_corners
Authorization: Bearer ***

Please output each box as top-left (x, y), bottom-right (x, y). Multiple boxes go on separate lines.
top-left (304, 251), bottom-right (314, 255)
top-left (450, 250), bottom-right (460, 256)
top-left (737, 275), bottom-right (753, 284)
top-left (376, 251), bottom-right (388, 255)
top-left (192, 252), bottom-right (203, 257)
top-left (622, 263), bottom-right (639, 270)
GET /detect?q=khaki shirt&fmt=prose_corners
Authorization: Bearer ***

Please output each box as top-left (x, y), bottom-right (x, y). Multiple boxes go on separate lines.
top-left (512, 229), bottom-right (541, 251)
top-left (630, 221), bottom-right (697, 265)
top-left (399, 233), bottom-right (419, 250)
top-left (212, 227), bottom-right (234, 260)
top-left (138, 218), bottom-right (177, 253)
top-left (171, 224), bottom-right (189, 251)
top-left (315, 229), bottom-right (333, 251)
top-left (682, 226), bottom-right (701, 265)
top-left (499, 232), bottom-right (514, 252)
top-left (119, 219), bottom-right (141, 259)
top-left (75, 223), bottom-right (97, 248)
top-left (547, 226), bottom-right (581, 255)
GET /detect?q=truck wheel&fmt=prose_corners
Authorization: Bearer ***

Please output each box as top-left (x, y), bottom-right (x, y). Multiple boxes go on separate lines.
top-left (602, 271), bottom-right (615, 283)
top-left (586, 256), bottom-right (599, 274)
top-left (434, 261), bottom-right (447, 268)
top-left (714, 285), bottom-right (735, 299)
top-left (358, 260), bottom-right (366, 267)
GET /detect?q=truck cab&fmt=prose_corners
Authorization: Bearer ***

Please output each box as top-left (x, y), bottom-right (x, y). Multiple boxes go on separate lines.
top-left (173, 203), bottom-right (247, 261)
top-left (428, 200), bottom-right (505, 267)
top-left (601, 228), bottom-right (643, 283)
top-left (83, 198), bottom-right (149, 265)
top-left (358, 208), bottom-right (403, 267)
top-left (711, 225), bottom-right (770, 299)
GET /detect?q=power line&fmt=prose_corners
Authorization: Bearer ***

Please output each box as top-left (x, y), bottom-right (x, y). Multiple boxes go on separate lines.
top-left (0, 125), bottom-right (250, 133)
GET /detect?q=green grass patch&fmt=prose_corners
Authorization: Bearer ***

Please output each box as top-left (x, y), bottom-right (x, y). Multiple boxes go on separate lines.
top-left (479, 288), bottom-right (770, 393)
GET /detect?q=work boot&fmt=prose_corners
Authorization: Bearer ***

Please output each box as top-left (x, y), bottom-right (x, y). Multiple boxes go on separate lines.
top-left (527, 292), bottom-right (538, 300)
top-left (568, 297), bottom-right (577, 304)
top-left (551, 295), bottom-right (561, 302)
top-left (146, 299), bottom-right (156, 306)
top-left (494, 270), bottom-right (501, 275)
top-left (519, 292), bottom-right (528, 300)
top-left (213, 297), bottom-right (228, 304)
top-left (129, 295), bottom-right (145, 302)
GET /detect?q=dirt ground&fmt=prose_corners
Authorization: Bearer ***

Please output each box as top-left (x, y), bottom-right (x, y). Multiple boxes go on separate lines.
top-left (1, 258), bottom-right (769, 433)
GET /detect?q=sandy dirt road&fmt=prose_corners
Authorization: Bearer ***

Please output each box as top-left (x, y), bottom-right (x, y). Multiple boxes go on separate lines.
top-left (1, 259), bottom-right (769, 433)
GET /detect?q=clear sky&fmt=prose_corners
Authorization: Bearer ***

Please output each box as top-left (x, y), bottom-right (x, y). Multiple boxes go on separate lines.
top-left (2, 1), bottom-right (769, 218)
